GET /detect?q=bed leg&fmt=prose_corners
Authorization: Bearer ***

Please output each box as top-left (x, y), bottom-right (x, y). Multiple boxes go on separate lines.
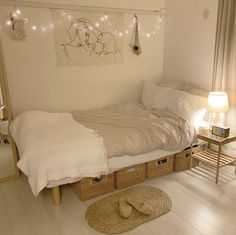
top-left (52, 186), bottom-right (61, 206)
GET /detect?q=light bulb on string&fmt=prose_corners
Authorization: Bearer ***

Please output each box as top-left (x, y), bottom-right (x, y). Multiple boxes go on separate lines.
top-left (104, 14), bottom-right (108, 20)
top-left (32, 25), bottom-right (37, 31)
top-left (15, 8), bottom-right (21, 15)
top-left (41, 27), bottom-right (46, 32)
top-left (6, 20), bottom-right (12, 26)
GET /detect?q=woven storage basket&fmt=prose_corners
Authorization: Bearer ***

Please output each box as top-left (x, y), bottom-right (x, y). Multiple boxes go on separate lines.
top-left (174, 146), bottom-right (200, 171)
top-left (146, 155), bottom-right (174, 179)
top-left (71, 173), bottom-right (115, 201)
top-left (115, 163), bottom-right (146, 189)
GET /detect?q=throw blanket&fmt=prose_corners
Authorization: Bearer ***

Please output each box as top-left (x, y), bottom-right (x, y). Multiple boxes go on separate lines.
top-left (10, 111), bottom-right (108, 196)
top-left (72, 102), bottom-right (195, 158)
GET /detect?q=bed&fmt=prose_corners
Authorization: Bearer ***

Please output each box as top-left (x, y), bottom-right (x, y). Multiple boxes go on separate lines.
top-left (10, 82), bottom-right (208, 205)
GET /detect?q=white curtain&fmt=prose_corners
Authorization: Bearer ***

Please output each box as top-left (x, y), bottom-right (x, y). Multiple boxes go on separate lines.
top-left (212, 0), bottom-right (236, 155)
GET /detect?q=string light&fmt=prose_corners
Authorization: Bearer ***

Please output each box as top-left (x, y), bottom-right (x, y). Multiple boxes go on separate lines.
top-left (4, 8), bottom-right (164, 37)
top-left (15, 9), bottom-right (21, 15)
top-left (49, 23), bottom-right (54, 29)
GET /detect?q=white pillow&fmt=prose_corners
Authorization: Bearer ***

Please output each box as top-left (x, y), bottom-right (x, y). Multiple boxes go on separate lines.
top-left (141, 82), bottom-right (162, 109)
top-left (157, 80), bottom-right (185, 90)
top-left (151, 87), bottom-right (208, 128)
top-left (183, 83), bottom-right (208, 97)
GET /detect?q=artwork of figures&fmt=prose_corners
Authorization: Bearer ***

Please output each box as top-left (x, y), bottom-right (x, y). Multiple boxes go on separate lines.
top-left (52, 10), bottom-right (124, 66)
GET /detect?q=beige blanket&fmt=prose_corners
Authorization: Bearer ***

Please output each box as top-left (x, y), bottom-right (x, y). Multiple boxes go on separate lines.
top-left (72, 102), bottom-right (195, 158)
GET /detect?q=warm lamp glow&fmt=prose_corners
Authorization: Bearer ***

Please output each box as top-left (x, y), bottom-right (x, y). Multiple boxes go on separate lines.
top-left (208, 92), bottom-right (229, 112)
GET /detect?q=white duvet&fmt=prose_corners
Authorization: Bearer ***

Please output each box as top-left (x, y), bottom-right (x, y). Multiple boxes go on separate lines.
top-left (10, 111), bottom-right (109, 196)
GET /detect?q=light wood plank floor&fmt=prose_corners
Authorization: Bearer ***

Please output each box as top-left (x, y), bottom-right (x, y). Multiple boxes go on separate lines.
top-left (0, 163), bottom-right (236, 235)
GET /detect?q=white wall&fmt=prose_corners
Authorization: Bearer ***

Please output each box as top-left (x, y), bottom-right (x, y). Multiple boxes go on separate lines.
top-left (0, 0), bottom-right (165, 116)
top-left (163, 0), bottom-right (218, 91)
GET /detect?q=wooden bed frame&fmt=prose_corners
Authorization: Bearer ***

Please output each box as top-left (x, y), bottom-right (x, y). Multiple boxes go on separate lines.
top-left (52, 186), bottom-right (61, 206)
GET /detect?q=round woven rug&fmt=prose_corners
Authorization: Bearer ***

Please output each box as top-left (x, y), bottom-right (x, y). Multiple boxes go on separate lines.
top-left (85, 185), bottom-right (172, 234)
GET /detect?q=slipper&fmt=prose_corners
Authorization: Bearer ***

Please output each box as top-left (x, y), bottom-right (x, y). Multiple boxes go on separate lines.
top-left (126, 195), bottom-right (155, 215)
top-left (118, 196), bottom-right (133, 218)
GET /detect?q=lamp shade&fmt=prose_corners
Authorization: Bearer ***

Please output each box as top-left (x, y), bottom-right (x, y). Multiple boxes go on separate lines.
top-left (208, 91), bottom-right (229, 112)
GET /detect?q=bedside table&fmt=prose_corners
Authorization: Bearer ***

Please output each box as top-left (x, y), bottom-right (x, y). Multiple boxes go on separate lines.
top-left (189, 129), bottom-right (236, 184)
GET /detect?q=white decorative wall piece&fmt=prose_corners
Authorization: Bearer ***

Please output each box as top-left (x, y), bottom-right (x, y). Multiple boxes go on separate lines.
top-left (51, 9), bottom-right (124, 66)
top-left (10, 16), bottom-right (26, 41)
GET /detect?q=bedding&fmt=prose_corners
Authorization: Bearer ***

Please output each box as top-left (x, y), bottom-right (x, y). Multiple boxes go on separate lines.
top-left (72, 102), bottom-right (195, 158)
top-left (10, 111), bottom-right (109, 196)
top-left (11, 102), bottom-right (196, 196)
top-left (141, 82), bottom-right (208, 129)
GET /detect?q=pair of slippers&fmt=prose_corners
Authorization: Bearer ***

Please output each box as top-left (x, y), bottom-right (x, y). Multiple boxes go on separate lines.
top-left (118, 195), bottom-right (155, 218)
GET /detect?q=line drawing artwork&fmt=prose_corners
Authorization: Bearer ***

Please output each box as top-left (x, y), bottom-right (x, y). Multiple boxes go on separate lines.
top-left (52, 10), bottom-right (124, 66)
top-left (62, 18), bottom-right (121, 58)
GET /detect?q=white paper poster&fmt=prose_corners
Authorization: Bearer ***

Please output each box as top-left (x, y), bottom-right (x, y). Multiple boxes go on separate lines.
top-left (51, 10), bottom-right (124, 66)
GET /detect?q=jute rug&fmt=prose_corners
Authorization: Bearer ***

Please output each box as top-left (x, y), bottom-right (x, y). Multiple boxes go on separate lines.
top-left (85, 185), bottom-right (172, 234)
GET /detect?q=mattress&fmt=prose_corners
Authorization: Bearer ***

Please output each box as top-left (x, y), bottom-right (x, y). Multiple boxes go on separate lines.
top-left (46, 148), bottom-right (181, 188)
top-left (108, 148), bottom-right (181, 171)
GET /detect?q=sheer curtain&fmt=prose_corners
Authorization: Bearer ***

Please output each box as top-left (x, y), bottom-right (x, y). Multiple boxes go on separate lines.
top-left (212, 0), bottom-right (236, 155)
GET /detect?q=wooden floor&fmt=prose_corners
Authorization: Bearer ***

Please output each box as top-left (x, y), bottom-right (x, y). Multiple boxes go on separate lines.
top-left (1, 163), bottom-right (236, 235)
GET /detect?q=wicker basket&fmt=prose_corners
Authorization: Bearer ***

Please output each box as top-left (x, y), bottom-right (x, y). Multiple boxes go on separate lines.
top-left (146, 155), bottom-right (174, 179)
top-left (115, 163), bottom-right (146, 189)
top-left (71, 173), bottom-right (115, 201)
top-left (174, 146), bottom-right (200, 171)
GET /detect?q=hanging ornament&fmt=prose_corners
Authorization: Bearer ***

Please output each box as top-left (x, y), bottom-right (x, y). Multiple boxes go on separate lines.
top-left (129, 14), bottom-right (141, 55)
top-left (10, 13), bottom-right (27, 41)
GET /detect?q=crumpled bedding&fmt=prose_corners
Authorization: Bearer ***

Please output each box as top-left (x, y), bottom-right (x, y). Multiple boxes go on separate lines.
top-left (72, 102), bottom-right (196, 158)
top-left (10, 111), bottom-right (109, 196)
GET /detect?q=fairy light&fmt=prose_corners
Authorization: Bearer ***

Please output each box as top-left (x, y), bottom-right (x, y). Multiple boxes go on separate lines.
top-left (4, 7), bottom-right (163, 36)
top-left (49, 23), bottom-right (54, 29)
top-left (12, 12), bottom-right (18, 18)
top-left (15, 9), bottom-right (21, 15)
top-left (158, 16), bottom-right (163, 22)
top-left (6, 20), bottom-right (12, 26)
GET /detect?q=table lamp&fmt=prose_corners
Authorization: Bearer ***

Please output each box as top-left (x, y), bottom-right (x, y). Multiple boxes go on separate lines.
top-left (208, 91), bottom-right (230, 137)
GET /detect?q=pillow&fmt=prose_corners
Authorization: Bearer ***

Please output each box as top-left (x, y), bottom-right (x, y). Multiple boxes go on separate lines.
top-left (157, 80), bottom-right (185, 90)
top-left (183, 83), bottom-right (208, 97)
top-left (151, 87), bottom-right (208, 129)
top-left (141, 81), bottom-right (162, 109)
